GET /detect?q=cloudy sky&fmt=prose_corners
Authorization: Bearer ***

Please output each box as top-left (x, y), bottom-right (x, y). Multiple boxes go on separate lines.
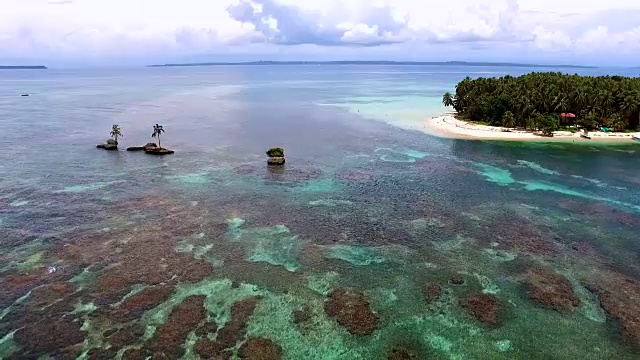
top-left (2, 0), bottom-right (640, 67)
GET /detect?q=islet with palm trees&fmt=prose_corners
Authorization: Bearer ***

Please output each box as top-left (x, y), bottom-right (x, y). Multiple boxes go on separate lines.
top-left (96, 123), bottom-right (175, 155)
top-left (441, 72), bottom-right (640, 141)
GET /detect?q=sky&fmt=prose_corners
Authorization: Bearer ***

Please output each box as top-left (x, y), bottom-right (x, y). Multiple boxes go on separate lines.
top-left (2, 0), bottom-right (640, 67)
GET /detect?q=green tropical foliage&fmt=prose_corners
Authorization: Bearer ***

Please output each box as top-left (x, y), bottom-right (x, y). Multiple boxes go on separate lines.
top-left (110, 124), bottom-right (122, 145)
top-left (442, 92), bottom-right (455, 107)
top-left (502, 111), bottom-right (516, 128)
top-left (444, 73), bottom-right (640, 131)
top-left (151, 124), bottom-right (165, 148)
top-left (266, 147), bottom-right (284, 157)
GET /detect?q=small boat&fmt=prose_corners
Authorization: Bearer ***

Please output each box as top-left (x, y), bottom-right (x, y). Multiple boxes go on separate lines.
top-left (580, 133), bottom-right (591, 140)
top-left (632, 135), bottom-right (640, 142)
top-left (21, 94), bottom-right (30, 97)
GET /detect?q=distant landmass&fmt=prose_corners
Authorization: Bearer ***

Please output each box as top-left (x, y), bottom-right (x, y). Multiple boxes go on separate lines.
top-left (148, 61), bottom-right (595, 69)
top-left (0, 65), bottom-right (47, 70)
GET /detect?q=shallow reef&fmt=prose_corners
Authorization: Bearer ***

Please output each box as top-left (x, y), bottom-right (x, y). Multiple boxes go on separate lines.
top-left (2, 142), bottom-right (640, 360)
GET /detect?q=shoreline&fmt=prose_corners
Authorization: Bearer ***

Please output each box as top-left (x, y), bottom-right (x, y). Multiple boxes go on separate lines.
top-left (424, 114), bottom-right (640, 143)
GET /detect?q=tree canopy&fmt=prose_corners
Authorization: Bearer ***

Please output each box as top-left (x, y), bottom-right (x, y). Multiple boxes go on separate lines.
top-left (110, 124), bottom-right (122, 144)
top-left (444, 72), bottom-right (640, 131)
top-left (151, 124), bottom-right (165, 148)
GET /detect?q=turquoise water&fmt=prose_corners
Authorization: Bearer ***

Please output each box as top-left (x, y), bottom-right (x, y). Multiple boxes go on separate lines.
top-left (1, 65), bottom-right (640, 359)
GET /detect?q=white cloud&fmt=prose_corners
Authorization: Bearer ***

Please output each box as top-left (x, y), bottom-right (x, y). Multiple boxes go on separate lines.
top-left (1, 0), bottom-right (640, 65)
top-left (531, 26), bottom-right (572, 50)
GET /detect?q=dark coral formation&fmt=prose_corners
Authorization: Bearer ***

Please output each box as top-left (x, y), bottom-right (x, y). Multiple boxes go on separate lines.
top-left (112, 285), bottom-right (175, 321)
top-left (194, 338), bottom-right (231, 360)
top-left (388, 347), bottom-right (418, 360)
top-left (336, 169), bottom-right (374, 182)
top-left (13, 316), bottom-right (85, 358)
top-left (491, 217), bottom-right (558, 256)
top-left (71, 212), bottom-right (216, 307)
top-left (523, 267), bottom-right (580, 311)
top-left (88, 247), bottom-right (214, 306)
top-left (87, 347), bottom-right (119, 360)
top-left (263, 166), bottom-right (322, 185)
top-left (324, 288), bottom-right (379, 335)
top-left (559, 200), bottom-right (640, 227)
top-left (7, 279), bottom-right (87, 358)
top-left (121, 347), bottom-right (153, 360)
top-left (421, 283), bottom-right (443, 303)
top-left (217, 297), bottom-right (261, 348)
top-left (450, 276), bottom-right (465, 285)
top-left (195, 322), bottom-right (219, 337)
top-left (148, 295), bottom-right (207, 358)
top-left (233, 164), bottom-right (259, 175)
top-left (588, 270), bottom-right (640, 347)
top-left (238, 338), bottom-right (283, 360)
top-left (27, 282), bottom-right (76, 311)
top-left (108, 325), bottom-right (145, 349)
top-left (459, 293), bottom-right (502, 326)
top-left (0, 195), bottom-right (221, 358)
top-left (292, 305), bottom-right (313, 325)
top-left (2, 273), bottom-right (48, 308)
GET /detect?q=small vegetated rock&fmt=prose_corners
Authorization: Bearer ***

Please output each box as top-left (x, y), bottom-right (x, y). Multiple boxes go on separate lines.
top-left (127, 143), bottom-right (159, 151)
top-left (145, 147), bottom-right (175, 155)
top-left (266, 147), bottom-right (285, 165)
top-left (97, 141), bottom-right (118, 151)
top-left (98, 124), bottom-right (122, 150)
top-left (143, 125), bottom-right (174, 155)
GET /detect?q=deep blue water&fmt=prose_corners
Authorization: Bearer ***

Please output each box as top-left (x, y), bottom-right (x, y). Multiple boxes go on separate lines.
top-left (1, 65), bottom-right (640, 359)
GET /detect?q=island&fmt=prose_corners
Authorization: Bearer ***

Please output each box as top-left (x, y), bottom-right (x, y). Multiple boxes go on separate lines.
top-left (428, 72), bottom-right (640, 141)
top-left (148, 61), bottom-right (595, 69)
top-left (0, 65), bottom-right (47, 70)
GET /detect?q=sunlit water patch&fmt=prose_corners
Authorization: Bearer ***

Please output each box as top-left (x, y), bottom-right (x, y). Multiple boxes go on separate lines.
top-left (516, 160), bottom-right (560, 175)
top-left (55, 180), bottom-right (126, 193)
top-left (325, 245), bottom-right (386, 266)
top-left (227, 220), bottom-right (305, 272)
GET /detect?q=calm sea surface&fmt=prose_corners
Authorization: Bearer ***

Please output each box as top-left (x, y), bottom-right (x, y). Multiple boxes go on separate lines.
top-left (1, 65), bottom-right (639, 359)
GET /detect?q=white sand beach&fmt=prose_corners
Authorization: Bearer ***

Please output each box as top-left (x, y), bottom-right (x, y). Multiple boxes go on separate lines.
top-left (425, 114), bottom-right (640, 142)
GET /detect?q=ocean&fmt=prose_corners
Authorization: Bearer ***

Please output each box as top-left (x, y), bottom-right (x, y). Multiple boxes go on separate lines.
top-left (1, 65), bottom-right (639, 359)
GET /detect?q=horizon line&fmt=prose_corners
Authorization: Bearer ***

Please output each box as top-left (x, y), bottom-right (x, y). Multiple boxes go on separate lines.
top-left (147, 60), bottom-right (598, 69)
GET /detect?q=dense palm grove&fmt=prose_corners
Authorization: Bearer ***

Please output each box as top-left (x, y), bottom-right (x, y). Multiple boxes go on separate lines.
top-left (443, 72), bottom-right (640, 134)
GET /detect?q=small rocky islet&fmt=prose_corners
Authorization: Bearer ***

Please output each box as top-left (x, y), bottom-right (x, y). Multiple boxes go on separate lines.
top-left (96, 124), bottom-right (174, 155)
top-left (266, 147), bottom-right (285, 165)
